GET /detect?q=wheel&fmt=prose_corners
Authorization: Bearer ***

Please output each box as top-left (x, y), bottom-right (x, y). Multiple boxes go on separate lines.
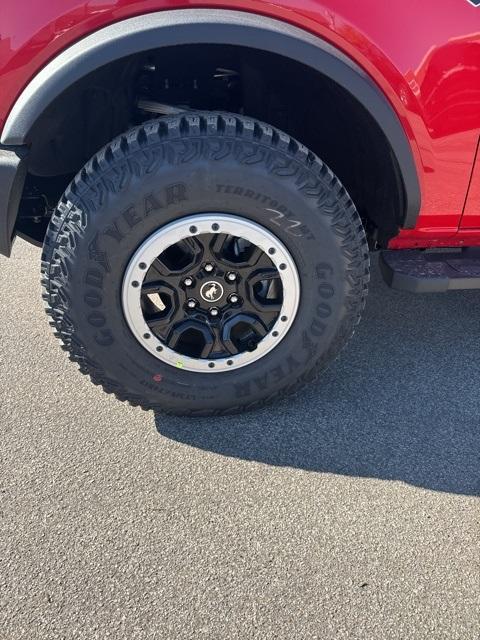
top-left (41, 113), bottom-right (369, 416)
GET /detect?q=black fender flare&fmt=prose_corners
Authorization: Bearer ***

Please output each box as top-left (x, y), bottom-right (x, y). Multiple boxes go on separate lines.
top-left (0, 9), bottom-right (420, 250)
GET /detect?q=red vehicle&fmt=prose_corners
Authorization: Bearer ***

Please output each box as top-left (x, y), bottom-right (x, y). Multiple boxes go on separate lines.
top-left (1, 1), bottom-right (479, 415)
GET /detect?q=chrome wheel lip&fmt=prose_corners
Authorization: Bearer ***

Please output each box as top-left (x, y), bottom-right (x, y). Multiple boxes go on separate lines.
top-left (122, 214), bottom-right (301, 373)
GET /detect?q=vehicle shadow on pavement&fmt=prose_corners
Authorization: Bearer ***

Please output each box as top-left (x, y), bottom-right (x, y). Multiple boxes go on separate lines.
top-left (155, 257), bottom-right (480, 497)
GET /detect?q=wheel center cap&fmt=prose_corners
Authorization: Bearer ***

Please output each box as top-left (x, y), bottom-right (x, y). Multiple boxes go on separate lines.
top-left (200, 280), bottom-right (224, 302)
top-left (200, 281), bottom-right (224, 303)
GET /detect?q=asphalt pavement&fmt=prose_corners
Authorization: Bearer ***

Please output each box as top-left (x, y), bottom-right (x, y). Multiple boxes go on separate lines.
top-left (0, 241), bottom-right (479, 639)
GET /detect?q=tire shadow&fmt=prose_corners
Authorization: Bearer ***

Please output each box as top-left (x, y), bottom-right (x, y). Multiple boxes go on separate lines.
top-left (155, 256), bottom-right (480, 496)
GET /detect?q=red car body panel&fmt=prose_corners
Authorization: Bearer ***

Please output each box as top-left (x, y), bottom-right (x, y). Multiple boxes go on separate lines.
top-left (0, 0), bottom-right (479, 249)
top-left (463, 143), bottom-right (480, 227)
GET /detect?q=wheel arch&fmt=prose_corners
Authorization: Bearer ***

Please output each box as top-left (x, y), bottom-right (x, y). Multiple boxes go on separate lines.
top-left (0, 9), bottom-right (420, 253)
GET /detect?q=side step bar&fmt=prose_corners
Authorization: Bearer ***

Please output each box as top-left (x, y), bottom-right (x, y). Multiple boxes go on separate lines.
top-left (380, 248), bottom-right (480, 293)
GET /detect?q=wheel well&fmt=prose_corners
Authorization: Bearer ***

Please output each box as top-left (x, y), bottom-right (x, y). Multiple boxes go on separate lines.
top-left (18, 44), bottom-right (405, 247)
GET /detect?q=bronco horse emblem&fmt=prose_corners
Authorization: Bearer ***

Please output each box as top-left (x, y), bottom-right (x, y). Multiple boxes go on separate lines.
top-left (205, 284), bottom-right (219, 299)
top-left (200, 281), bottom-right (224, 303)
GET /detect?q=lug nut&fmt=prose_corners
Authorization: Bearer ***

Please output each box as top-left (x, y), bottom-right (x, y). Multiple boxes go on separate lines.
top-left (204, 263), bottom-right (214, 273)
top-left (209, 307), bottom-right (219, 317)
top-left (229, 294), bottom-right (239, 304)
top-left (226, 272), bottom-right (237, 282)
top-left (184, 277), bottom-right (194, 287)
top-left (187, 298), bottom-right (198, 309)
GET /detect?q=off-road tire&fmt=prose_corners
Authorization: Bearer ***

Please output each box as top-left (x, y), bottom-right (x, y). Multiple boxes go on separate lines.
top-left (41, 113), bottom-right (369, 416)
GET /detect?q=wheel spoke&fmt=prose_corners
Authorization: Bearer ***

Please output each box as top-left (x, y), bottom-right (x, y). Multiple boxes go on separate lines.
top-left (147, 257), bottom-right (171, 279)
top-left (209, 233), bottom-right (230, 261)
top-left (145, 301), bottom-right (182, 337)
top-left (244, 244), bottom-right (272, 268)
top-left (146, 311), bottom-right (172, 332)
top-left (210, 324), bottom-right (230, 356)
top-left (178, 236), bottom-right (204, 265)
